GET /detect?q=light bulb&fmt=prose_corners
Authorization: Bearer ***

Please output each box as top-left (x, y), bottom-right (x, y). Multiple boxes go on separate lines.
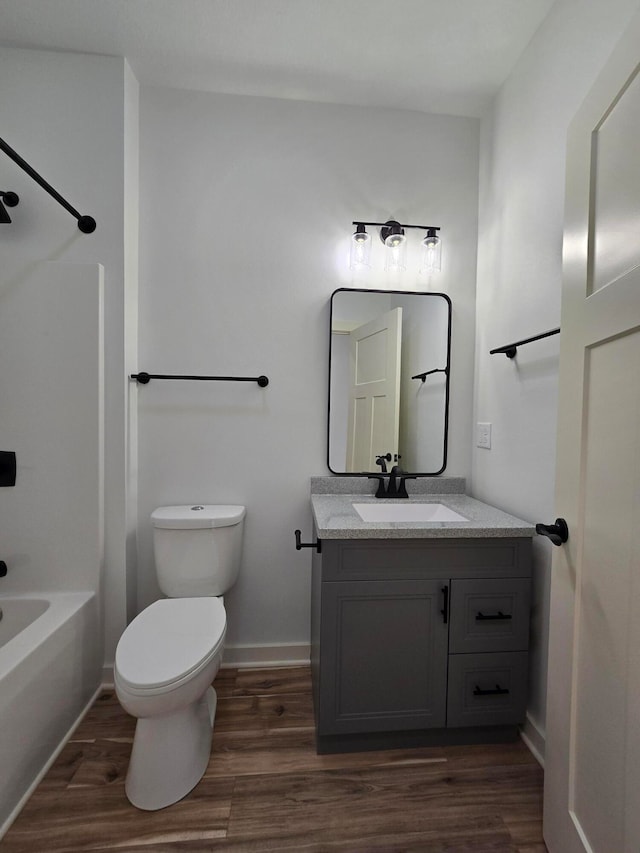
top-left (349, 225), bottom-right (371, 270)
top-left (420, 230), bottom-right (441, 274)
top-left (384, 232), bottom-right (407, 272)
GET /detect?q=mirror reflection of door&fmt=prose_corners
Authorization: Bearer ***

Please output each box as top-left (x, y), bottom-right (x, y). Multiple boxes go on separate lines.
top-left (346, 307), bottom-right (402, 472)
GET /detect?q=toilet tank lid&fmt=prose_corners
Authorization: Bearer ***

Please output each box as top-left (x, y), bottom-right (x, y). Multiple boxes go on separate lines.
top-left (151, 505), bottom-right (246, 529)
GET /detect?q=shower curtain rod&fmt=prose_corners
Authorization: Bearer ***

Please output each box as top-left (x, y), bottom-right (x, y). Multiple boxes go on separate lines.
top-left (0, 137), bottom-right (96, 233)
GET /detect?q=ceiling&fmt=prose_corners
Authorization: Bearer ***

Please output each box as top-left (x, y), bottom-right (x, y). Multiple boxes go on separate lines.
top-left (0, 0), bottom-right (556, 117)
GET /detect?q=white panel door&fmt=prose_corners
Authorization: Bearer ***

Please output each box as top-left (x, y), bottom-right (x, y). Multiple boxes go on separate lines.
top-left (345, 307), bottom-right (402, 472)
top-left (544, 14), bottom-right (640, 853)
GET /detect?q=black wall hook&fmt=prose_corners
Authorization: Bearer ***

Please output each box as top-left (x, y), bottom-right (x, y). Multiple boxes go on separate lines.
top-left (535, 518), bottom-right (569, 546)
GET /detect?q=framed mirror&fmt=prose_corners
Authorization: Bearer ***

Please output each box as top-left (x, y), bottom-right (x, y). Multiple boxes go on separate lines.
top-left (328, 287), bottom-right (451, 475)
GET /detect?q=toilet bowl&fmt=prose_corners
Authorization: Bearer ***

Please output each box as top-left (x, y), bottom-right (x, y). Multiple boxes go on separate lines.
top-left (115, 597), bottom-right (226, 810)
top-left (115, 504), bottom-right (245, 810)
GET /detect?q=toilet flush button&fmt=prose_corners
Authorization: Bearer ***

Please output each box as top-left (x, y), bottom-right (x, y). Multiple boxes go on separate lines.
top-left (191, 506), bottom-right (204, 511)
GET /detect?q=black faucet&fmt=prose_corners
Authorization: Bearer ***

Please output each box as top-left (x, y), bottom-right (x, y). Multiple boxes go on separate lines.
top-left (368, 467), bottom-right (417, 499)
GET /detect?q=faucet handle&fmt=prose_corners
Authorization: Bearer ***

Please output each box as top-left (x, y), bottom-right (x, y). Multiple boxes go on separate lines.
top-left (367, 474), bottom-right (388, 498)
top-left (396, 475), bottom-right (417, 499)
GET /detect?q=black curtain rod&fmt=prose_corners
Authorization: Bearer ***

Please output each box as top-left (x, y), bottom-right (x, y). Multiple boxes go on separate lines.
top-left (0, 137), bottom-right (96, 233)
top-left (490, 327), bottom-right (560, 359)
top-left (131, 372), bottom-right (269, 387)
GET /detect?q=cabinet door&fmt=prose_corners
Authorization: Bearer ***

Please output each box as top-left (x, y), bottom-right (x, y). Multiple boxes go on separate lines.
top-left (318, 579), bottom-right (449, 735)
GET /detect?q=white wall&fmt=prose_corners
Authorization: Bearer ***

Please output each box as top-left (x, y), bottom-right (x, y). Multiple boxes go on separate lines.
top-left (0, 47), bottom-right (138, 665)
top-left (138, 88), bottom-right (479, 655)
top-left (472, 0), bottom-right (640, 758)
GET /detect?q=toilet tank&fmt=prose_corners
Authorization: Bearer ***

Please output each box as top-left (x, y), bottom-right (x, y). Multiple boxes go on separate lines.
top-left (151, 505), bottom-right (245, 598)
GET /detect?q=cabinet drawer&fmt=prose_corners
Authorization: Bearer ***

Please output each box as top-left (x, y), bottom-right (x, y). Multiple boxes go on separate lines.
top-left (321, 538), bottom-right (531, 581)
top-left (447, 651), bottom-right (528, 728)
top-left (449, 578), bottom-right (530, 653)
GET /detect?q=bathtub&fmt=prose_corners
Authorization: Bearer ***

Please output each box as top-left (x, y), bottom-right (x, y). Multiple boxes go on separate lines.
top-left (0, 592), bottom-right (102, 838)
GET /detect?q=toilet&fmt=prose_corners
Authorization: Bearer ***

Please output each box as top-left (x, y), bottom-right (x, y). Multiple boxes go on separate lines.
top-left (114, 504), bottom-right (245, 810)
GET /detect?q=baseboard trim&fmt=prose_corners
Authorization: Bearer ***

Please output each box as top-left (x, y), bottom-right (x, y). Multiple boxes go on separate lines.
top-left (103, 644), bottom-right (310, 683)
top-left (0, 683), bottom-right (103, 841)
top-left (222, 643), bottom-right (310, 669)
top-left (520, 712), bottom-right (545, 768)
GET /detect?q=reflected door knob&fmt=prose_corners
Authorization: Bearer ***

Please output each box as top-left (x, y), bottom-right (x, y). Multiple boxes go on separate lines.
top-left (535, 518), bottom-right (569, 546)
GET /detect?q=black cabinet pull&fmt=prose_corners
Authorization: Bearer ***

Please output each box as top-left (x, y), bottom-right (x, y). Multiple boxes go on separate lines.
top-left (441, 585), bottom-right (449, 624)
top-left (473, 684), bottom-right (510, 696)
top-left (476, 610), bottom-right (512, 621)
top-left (294, 530), bottom-right (321, 554)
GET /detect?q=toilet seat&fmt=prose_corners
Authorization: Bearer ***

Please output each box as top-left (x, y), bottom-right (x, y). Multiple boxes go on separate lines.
top-left (115, 598), bottom-right (226, 695)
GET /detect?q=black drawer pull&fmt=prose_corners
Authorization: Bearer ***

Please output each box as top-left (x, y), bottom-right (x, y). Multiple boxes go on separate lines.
top-left (473, 684), bottom-right (510, 697)
top-left (476, 610), bottom-right (512, 621)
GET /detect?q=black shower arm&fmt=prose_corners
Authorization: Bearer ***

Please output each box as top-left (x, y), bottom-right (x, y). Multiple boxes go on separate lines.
top-left (0, 137), bottom-right (96, 233)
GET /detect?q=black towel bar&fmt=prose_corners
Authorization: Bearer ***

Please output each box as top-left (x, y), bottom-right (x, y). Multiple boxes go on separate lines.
top-left (411, 367), bottom-right (448, 382)
top-left (131, 372), bottom-right (269, 386)
top-left (490, 327), bottom-right (560, 359)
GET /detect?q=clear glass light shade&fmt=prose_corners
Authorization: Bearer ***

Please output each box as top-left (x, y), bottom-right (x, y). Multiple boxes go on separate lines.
top-left (349, 230), bottom-right (372, 270)
top-left (420, 233), bottom-right (442, 274)
top-left (384, 232), bottom-right (407, 272)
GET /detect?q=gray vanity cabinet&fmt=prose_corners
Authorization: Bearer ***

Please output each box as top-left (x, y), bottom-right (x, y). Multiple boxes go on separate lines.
top-left (311, 533), bottom-right (532, 753)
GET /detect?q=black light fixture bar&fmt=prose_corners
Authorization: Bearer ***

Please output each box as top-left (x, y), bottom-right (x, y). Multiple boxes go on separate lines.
top-left (490, 327), bottom-right (560, 359)
top-left (131, 372), bottom-right (269, 387)
top-left (352, 221), bottom-right (440, 231)
top-left (411, 367), bottom-right (448, 382)
top-left (0, 137), bottom-right (96, 233)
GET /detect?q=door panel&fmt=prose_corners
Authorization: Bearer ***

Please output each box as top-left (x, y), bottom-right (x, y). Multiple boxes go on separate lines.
top-left (570, 331), bottom-right (640, 853)
top-left (590, 69), bottom-right (640, 295)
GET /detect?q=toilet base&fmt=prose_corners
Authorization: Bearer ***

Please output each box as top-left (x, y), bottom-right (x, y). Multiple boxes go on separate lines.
top-left (125, 686), bottom-right (217, 810)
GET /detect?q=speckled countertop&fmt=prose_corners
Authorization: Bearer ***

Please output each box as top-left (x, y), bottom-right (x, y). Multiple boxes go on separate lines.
top-left (310, 477), bottom-right (535, 540)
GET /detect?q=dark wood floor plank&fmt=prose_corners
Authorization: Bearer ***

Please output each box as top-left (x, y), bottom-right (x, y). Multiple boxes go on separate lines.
top-left (1, 777), bottom-right (233, 853)
top-left (208, 727), bottom-right (448, 778)
top-left (224, 761), bottom-right (540, 843)
top-left (230, 666), bottom-right (312, 697)
top-left (1, 666), bottom-right (545, 853)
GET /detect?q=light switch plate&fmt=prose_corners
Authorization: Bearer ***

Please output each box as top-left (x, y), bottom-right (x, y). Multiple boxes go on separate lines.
top-left (476, 422), bottom-right (492, 449)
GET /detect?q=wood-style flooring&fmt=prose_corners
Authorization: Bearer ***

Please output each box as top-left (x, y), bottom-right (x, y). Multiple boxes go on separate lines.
top-left (1, 667), bottom-right (546, 852)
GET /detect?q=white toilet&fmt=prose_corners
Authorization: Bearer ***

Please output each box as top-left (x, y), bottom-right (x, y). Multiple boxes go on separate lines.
top-left (114, 504), bottom-right (245, 810)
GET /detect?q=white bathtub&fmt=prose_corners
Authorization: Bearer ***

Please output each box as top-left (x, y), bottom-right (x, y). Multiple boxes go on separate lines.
top-left (0, 592), bottom-right (102, 838)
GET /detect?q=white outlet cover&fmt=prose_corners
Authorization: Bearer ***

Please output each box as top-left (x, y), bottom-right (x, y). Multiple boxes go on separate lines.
top-left (477, 422), bottom-right (492, 449)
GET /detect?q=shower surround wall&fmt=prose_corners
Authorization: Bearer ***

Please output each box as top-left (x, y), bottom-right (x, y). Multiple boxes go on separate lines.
top-left (138, 89), bottom-right (480, 662)
top-left (0, 46), bottom-right (139, 667)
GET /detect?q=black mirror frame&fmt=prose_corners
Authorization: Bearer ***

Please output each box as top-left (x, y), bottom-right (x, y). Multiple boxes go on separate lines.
top-left (327, 286), bottom-right (452, 477)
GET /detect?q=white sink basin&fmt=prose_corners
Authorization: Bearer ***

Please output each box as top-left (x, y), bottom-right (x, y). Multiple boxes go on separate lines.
top-left (352, 502), bottom-right (468, 523)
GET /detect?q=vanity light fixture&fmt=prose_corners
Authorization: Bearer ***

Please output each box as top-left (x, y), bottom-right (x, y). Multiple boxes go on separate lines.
top-left (351, 220), bottom-right (442, 274)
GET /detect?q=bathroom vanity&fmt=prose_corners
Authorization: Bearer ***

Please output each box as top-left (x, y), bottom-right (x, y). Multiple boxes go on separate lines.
top-left (309, 479), bottom-right (535, 753)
